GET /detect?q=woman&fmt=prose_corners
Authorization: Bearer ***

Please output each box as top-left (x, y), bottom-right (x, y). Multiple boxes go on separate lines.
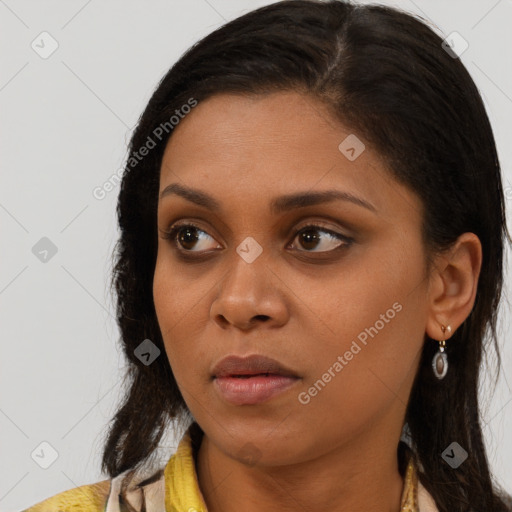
top-left (22, 0), bottom-right (512, 511)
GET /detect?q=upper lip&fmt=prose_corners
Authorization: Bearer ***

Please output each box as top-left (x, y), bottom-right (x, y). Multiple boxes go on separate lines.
top-left (212, 354), bottom-right (299, 378)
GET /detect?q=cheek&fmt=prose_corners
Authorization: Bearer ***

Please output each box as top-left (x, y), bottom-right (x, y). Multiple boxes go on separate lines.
top-left (152, 257), bottom-right (212, 383)
top-left (153, 260), bottom-right (190, 369)
top-left (295, 297), bottom-right (424, 441)
top-left (153, 255), bottom-right (203, 330)
top-left (153, 261), bottom-right (176, 344)
top-left (298, 241), bottom-right (427, 408)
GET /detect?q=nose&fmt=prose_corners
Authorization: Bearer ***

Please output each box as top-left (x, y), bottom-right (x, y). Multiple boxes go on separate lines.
top-left (210, 254), bottom-right (289, 331)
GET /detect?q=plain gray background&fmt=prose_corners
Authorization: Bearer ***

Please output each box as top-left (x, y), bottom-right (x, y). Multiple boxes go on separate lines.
top-left (1, 0), bottom-right (511, 510)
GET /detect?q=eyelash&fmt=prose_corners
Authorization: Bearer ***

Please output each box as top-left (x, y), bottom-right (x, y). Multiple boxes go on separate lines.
top-left (160, 221), bottom-right (353, 258)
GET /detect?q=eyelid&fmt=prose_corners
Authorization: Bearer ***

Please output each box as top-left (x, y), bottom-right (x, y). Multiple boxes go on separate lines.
top-left (293, 218), bottom-right (351, 236)
top-left (161, 214), bottom-right (354, 238)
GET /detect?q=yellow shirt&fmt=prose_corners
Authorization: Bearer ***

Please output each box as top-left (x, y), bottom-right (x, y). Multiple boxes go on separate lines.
top-left (21, 425), bottom-right (439, 512)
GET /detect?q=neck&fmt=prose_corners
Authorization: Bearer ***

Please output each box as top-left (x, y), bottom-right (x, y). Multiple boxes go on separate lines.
top-left (196, 426), bottom-right (406, 512)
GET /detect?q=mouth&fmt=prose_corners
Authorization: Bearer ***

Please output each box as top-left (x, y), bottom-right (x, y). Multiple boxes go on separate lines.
top-left (211, 354), bottom-right (300, 405)
top-left (211, 354), bottom-right (299, 380)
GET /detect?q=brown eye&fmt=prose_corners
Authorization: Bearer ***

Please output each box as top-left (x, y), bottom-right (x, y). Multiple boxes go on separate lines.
top-left (291, 226), bottom-right (352, 253)
top-left (161, 223), bottom-right (220, 252)
top-left (176, 226), bottom-right (201, 251)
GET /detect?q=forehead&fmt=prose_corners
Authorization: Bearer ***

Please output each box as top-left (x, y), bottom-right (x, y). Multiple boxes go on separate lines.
top-left (159, 91), bottom-right (422, 222)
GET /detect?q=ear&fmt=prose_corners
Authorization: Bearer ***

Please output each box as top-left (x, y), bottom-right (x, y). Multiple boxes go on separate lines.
top-left (425, 232), bottom-right (482, 341)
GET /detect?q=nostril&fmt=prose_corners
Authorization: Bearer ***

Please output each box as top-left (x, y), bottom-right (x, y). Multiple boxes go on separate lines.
top-left (253, 315), bottom-right (270, 322)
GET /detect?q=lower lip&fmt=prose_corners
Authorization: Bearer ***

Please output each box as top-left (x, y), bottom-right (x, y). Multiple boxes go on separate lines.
top-left (213, 374), bottom-right (299, 405)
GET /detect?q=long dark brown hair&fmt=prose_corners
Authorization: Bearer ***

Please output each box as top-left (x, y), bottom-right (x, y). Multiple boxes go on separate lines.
top-left (101, 1), bottom-right (512, 510)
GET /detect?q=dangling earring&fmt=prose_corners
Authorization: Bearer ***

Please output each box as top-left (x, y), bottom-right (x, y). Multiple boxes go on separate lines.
top-left (432, 324), bottom-right (451, 379)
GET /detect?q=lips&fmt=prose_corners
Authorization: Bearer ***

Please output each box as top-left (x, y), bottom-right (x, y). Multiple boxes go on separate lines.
top-left (211, 354), bottom-right (299, 379)
top-left (211, 354), bottom-right (300, 405)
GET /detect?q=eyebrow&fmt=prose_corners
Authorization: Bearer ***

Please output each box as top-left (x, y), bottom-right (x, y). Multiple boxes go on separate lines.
top-left (159, 183), bottom-right (377, 214)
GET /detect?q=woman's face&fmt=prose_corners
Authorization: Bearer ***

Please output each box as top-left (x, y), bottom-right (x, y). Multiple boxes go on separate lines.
top-left (153, 91), bottom-right (432, 466)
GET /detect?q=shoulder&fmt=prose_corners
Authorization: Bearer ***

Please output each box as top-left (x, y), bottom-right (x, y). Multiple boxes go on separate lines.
top-left (20, 423), bottom-right (203, 512)
top-left (20, 479), bottom-right (111, 512)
